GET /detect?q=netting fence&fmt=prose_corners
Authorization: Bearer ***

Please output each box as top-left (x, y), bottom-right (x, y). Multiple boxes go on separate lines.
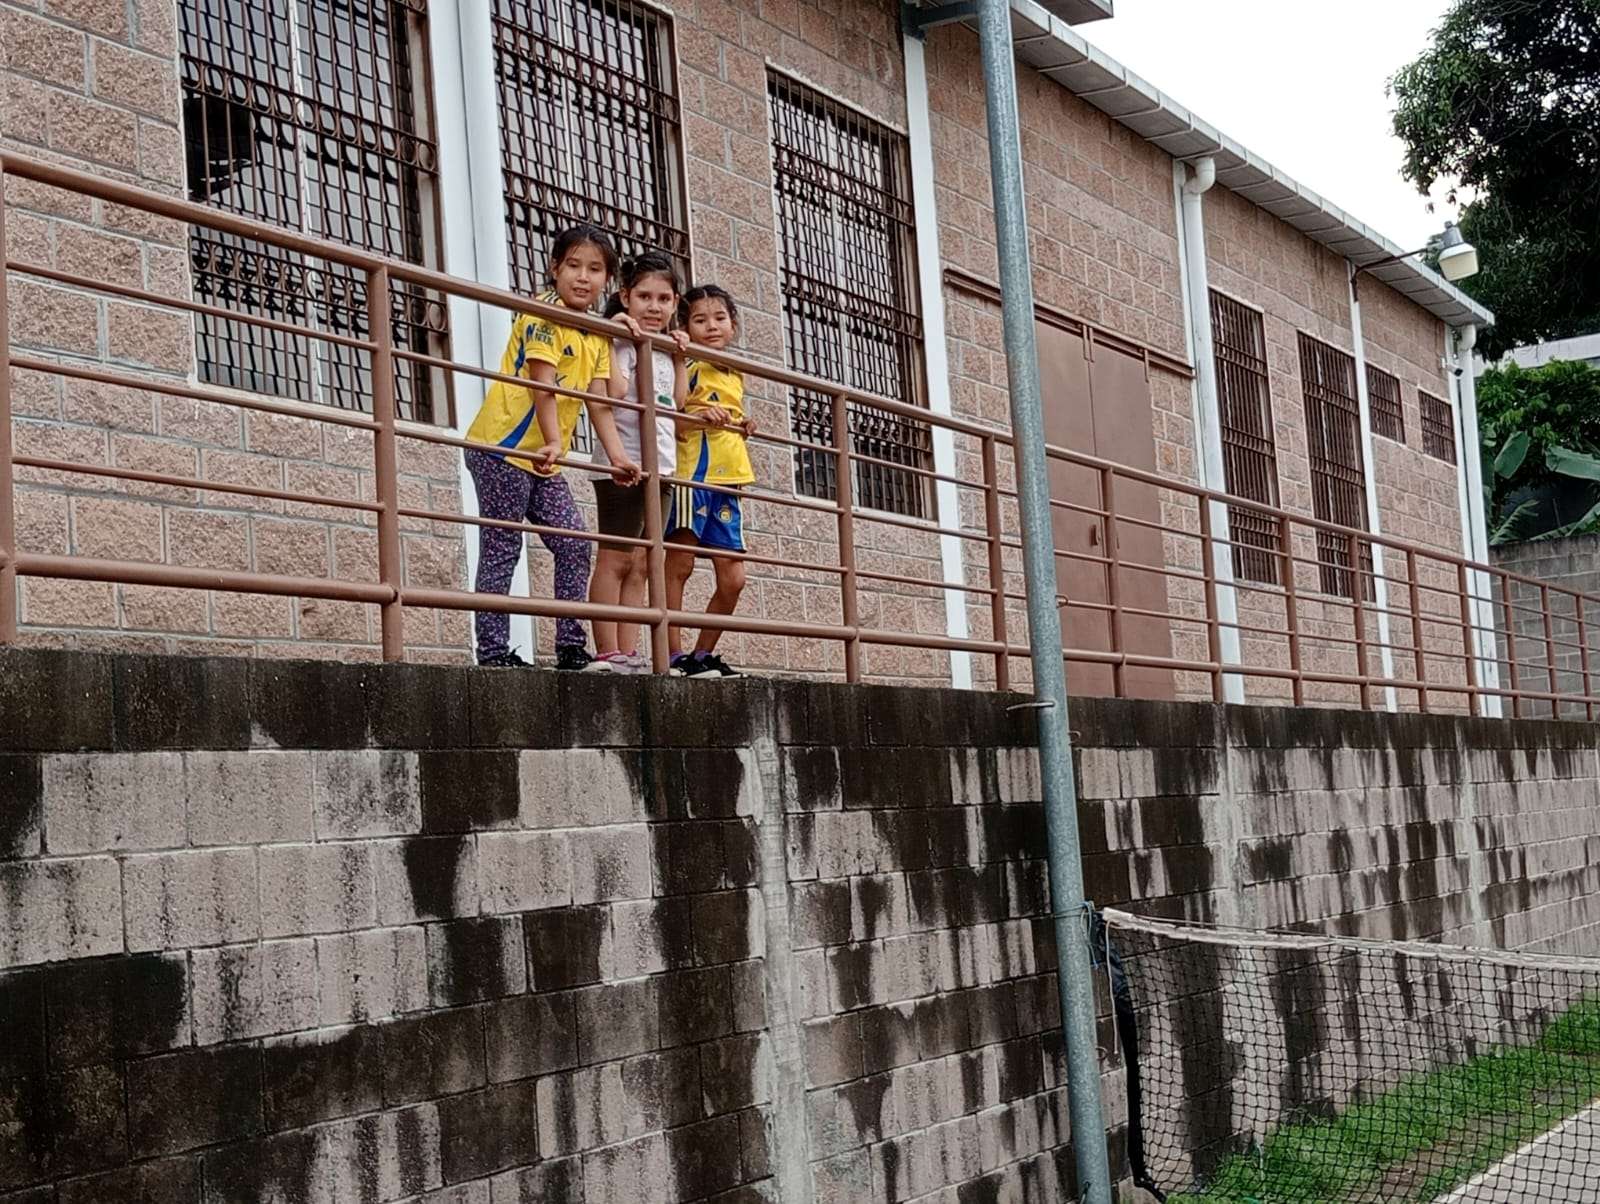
top-left (1097, 909), bottom-right (1600, 1203)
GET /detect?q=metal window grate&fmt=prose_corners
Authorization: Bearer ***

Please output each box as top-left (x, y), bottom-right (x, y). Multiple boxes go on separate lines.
top-left (1367, 363), bottom-right (1405, 444)
top-left (1209, 292), bottom-right (1282, 584)
top-left (768, 72), bottom-right (931, 518)
top-left (1298, 333), bottom-right (1374, 600)
top-left (493, 0), bottom-right (688, 453)
top-left (1420, 390), bottom-right (1458, 464)
top-left (180, 0), bottom-right (448, 423)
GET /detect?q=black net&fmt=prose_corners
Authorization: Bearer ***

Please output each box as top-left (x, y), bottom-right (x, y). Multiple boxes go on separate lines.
top-left (1101, 909), bottom-right (1600, 1203)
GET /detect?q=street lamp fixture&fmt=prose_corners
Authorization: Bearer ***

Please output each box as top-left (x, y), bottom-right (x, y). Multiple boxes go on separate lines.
top-left (1350, 221), bottom-right (1479, 301)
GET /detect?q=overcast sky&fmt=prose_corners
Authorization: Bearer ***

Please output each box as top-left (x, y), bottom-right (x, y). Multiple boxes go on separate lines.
top-left (1078, 0), bottom-right (1460, 250)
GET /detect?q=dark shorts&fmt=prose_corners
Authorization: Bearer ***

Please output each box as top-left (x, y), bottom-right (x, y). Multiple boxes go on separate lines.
top-left (667, 484), bottom-right (745, 552)
top-left (592, 479), bottom-right (671, 554)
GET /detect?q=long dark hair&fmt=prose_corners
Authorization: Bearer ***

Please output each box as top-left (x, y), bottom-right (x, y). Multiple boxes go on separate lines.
top-left (678, 283), bottom-right (739, 329)
top-left (545, 224), bottom-right (619, 287)
top-left (603, 251), bottom-right (682, 319)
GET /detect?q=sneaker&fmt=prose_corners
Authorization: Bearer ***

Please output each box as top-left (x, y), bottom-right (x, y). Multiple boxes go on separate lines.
top-left (557, 645), bottom-right (611, 672)
top-left (701, 653), bottom-right (742, 679)
top-left (594, 651), bottom-right (632, 673)
top-left (478, 651), bottom-right (530, 668)
top-left (623, 651), bottom-right (650, 675)
top-left (674, 651), bottom-right (741, 679)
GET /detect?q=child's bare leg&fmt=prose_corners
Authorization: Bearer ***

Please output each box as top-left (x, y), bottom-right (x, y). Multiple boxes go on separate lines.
top-left (617, 548), bottom-right (648, 653)
top-left (588, 547), bottom-right (632, 655)
top-left (665, 535), bottom-right (698, 656)
top-left (695, 553), bottom-right (748, 655)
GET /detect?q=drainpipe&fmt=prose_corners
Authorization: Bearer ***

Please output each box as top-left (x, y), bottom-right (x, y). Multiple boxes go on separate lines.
top-left (1346, 277), bottom-right (1400, 711)
top-left (1176, 157), bottom-right (1246, 704)
top-left (1454, 324), bottom-right (1502, 716)
top-left (973, 3), bottom-right (1112, 1201)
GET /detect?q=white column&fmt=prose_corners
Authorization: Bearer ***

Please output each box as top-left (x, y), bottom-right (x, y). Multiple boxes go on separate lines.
top-left (431, 0), bottom-right (535, 658)
top-left (903, 32), bottom-right (974, 689)
top-left (1454, 324), bottom-right (1502, 715)
top-left (1173, 158), bottom-right (1245, 703)
top-left (1347, 278), bottom-right (1399, 710)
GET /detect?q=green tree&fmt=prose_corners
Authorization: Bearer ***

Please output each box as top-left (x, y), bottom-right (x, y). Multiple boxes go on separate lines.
top-left (1390, 0), bottom-right (1600, 358)
top-left (1478, 359), bottom-right (1600, 542)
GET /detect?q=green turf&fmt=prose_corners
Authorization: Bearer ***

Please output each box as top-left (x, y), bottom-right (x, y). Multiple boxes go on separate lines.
top-left (1168, 997), bottom-right (1600, 1203)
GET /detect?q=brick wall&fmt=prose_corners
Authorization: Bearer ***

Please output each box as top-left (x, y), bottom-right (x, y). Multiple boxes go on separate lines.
top-left (4, 648), bottom-right (1598, 1201)
top-left (1492, 534), bottom-right (1600, 721)
top-left (1, 0), bottom-right (468, 662)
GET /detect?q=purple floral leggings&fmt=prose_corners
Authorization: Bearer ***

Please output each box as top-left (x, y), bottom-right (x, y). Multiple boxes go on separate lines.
top-left (466, 449), bottom-right (590, 660)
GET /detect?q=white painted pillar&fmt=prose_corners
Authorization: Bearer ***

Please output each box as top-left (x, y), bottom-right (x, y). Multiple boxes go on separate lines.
top-left (1173, 158), bottom-right (1245, 703)
top-left (1347, 278), bottom-right (1400, 710)
top-left (431, 0), bottom-right (535, 658)
top-left (903, 31), bottom-right (974, 689)
top-left (1453, 325), bottom-right (1502, 715)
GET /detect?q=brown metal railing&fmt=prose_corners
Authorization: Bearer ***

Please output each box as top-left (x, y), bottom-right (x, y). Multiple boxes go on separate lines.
top-left (1, 149), bottom-right (1595, 719)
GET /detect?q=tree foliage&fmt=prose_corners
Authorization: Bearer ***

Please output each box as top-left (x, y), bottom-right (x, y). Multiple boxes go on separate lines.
top-left (1478, 359), bottom-right (1600, 542)
top-left (1391, 0), bottom-right (1600, 358)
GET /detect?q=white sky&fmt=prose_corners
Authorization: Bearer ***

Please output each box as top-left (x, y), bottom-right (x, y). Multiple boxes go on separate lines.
top-left (1078, 0), bottom-right (1461, 250)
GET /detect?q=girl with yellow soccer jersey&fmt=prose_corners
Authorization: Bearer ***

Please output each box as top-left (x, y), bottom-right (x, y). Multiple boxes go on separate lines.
top-left (665, 285), bottom-right (758, 679)
top-left (463, 224), bottom-right (641, 671)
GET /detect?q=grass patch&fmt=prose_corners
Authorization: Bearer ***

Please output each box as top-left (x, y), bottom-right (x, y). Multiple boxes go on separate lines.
top-left (1170, 997), bottom-right (1600, 1203)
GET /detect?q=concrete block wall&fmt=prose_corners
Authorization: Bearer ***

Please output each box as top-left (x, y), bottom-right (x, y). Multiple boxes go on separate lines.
top-left (1492, 533), bottom-right (1600, 721)
top-left (6, 649), bottom-right (1600, 1202)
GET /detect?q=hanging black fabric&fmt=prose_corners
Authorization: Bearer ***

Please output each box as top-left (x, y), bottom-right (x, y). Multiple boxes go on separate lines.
top-left (1090, 908), bottom-right (1167, 1202)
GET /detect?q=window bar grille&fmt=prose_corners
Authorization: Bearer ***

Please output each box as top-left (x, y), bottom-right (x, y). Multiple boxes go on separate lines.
top-left (1298, 333), bottom-right (1374, 600)
top-left (1209, 292), bottom-right (1281, 584)
top-left (1367, 363), bottom-right (1405, 444)
top-left (1420, 390), bottom-right (1458, 464)
top-left (768, 72), bottom-right (931, 518)
top-left (179, 0), bottom-right (447, 423)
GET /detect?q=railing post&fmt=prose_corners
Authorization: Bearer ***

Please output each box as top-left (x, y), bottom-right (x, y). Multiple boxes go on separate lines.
top-left (1197, 492), bottom-right (1223, 703)
top-left (1576, 592), bottom-right (1593, 723)
top-left (1540, 583), bottom-right (1559, 719)
top-left (638, 336), bottom-right (671, 673)
top-left (1100, 465), bottom-right (1125, 699)
top-left (1500, 572), bottom-right (1522, 720)
top-left (0, 160), bottom-right (16, 645)
top-left (1281, 518), bottom-right (1304, 706)
top-left (1457, 562), bottom-right (1481, 717)
top-left (1406, 549), bottom-right (1428, 713)
top-left (366, 265), bottom-right (404, 661)
top-left (980, 436), bottom-right (1010, 691)
top-left (832, 394), bottom-right (861, 683)
top-left (1349, 530), bottom-right (1371, 710)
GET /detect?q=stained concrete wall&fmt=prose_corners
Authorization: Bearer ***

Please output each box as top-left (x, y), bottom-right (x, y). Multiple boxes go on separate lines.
top-left (1, 650), bottom-right (1598, 1203)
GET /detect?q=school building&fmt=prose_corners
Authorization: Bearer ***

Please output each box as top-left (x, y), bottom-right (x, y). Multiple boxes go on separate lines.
top-left (0, 0), bottom-right (1497, 703)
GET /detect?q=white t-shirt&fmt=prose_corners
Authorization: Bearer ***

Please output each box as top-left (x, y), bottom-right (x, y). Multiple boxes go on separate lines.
top-left (597, 340), bottom-right (678, 474)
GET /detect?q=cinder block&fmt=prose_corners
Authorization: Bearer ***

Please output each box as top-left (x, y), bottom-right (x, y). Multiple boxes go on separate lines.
top-left (609, 897), bottom-right (694, 979)
top-left (54, 1157), bottom-right (202, 1204)
top-left (693, 888), bottom-right (765, 965)
top-left (124, 847), bottom-right (258, 953)
top-left (128, 1045), bottom-right (263, 1156)
top-left (313, 750), bottom-right (420, 838)
top-left (316, 926), bottom-right (428, 1025)
top-left (476, 831), bottom-right (571, 914)
top-left (44, 952), bottom-right (192, 1067)
top-left (570, 825), bottom-right (651, 904)
top-left (42, 751), bottom-right (186, 853)
top-left (382, 1006), bottom-right (486, 1106)
top-left (803, 1015), bottom-right (863, 1087)
top-left (203, 1104), bottom-right (442, 1202)
top-left (730, 959), bottom-right (767, 1033)
top-left (524, 904), bottom-right (614, 991)
top-left (183, 750), bottom-right (314, 845)
top-left (191, 939), bottom-right (318, 1044)
top-left (578, 1129), bottom-right (668, 1204)
top-left (374, 835), bottom-right (479, 924)
top-left (0, 855), bottom-right (123, 966)
top-left (261, 1024), bottom-right (383, 1132)
top-left (259, 842), bottom-right (376, 937)
top-left (574, 977), bottom-right (658, 1066)
top-left (517, 749), bottom-right (641, 828)
top-left (484, 991), bottom-right (577, 1082)
top-left (426, 916), bottom-right (526, 1006)
top-left (438, 1080), bottom-right (539, 1184)
top-left (0, 1062), bottom-right (127, 1186)
top-left (0, 755), bottom-right (43, 858)
top-left (536, 1063), bottom-right (626, 1158)
top-left (663, 1114), bottom-right (743, 1198)
top-left (619, 1047), bottom-right (701, 1136)
top-left (490, 1156), bottom-right (583, 1204)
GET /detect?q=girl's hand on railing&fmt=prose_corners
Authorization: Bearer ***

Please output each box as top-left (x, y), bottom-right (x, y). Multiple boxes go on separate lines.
top-left (700, 405), bottom-right (732, 428)
top-left (530, 441), bottom-right (561, 472)
top-left (620, 314), bottom-right (645, 340)
top-left (669, 330), bottom-right (690, 353)
top-left (739, 419), bottom-right (758, 439)
top-left (614, 458), bottom-right (643, 487)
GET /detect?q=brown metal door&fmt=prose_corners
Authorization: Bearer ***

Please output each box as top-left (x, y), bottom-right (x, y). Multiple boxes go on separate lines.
top-left (1035, 322), bottom-right (1115, 696)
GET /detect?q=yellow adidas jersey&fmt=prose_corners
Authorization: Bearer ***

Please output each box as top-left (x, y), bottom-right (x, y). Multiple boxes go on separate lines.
top-left (465, 293), bottom-right (610, 475)
top-left (676, 359), bottom-right (754, 486)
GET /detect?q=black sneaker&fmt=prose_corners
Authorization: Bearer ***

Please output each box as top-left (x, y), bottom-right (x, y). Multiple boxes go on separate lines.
top-left (675, 652), bottom-right (741, 679)
top-left (479, 651), bottom-right (529, 668)
top-left (557, 645), bottom-right (612, 672)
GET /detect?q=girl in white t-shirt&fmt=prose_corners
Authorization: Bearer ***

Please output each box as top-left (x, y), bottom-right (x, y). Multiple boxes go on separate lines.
top-left (587, 253), bottom-right (689, 671)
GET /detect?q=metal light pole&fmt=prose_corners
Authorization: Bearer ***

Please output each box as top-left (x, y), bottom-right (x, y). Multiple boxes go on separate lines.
top-left (974, 2), bottom-right (1114, 1200)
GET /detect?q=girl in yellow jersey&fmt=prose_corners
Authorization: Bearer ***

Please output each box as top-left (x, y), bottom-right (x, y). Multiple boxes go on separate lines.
top-left (463, 225), bottom-right (640, 670)
top-left (665, 285), bottom-right (758, 679)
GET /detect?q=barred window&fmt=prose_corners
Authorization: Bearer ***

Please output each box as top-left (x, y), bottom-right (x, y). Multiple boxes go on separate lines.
top-left (1367, 363), bottom-right (1405, 444)
top-left (1420, 391), bottom-right (1458, 464)
top-left (768, 73), bottom-right (931, 517)
top-left (1298, 334), bottom-right (1374, 600)
top-left (494, 0), bottom-right (688, 452)
top-left (180, 0), bottom-right (448, 423)
top-left (1210, 292), bottom-right (1281, 585)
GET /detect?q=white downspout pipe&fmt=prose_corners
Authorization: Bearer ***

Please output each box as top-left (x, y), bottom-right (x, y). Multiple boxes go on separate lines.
top-left (1454, 324), bottom-right (1502, 715)
top-left (1346, 278), bottom-right (1400, 710)
top-left (1177, 157), bottom-right (1245, 703)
